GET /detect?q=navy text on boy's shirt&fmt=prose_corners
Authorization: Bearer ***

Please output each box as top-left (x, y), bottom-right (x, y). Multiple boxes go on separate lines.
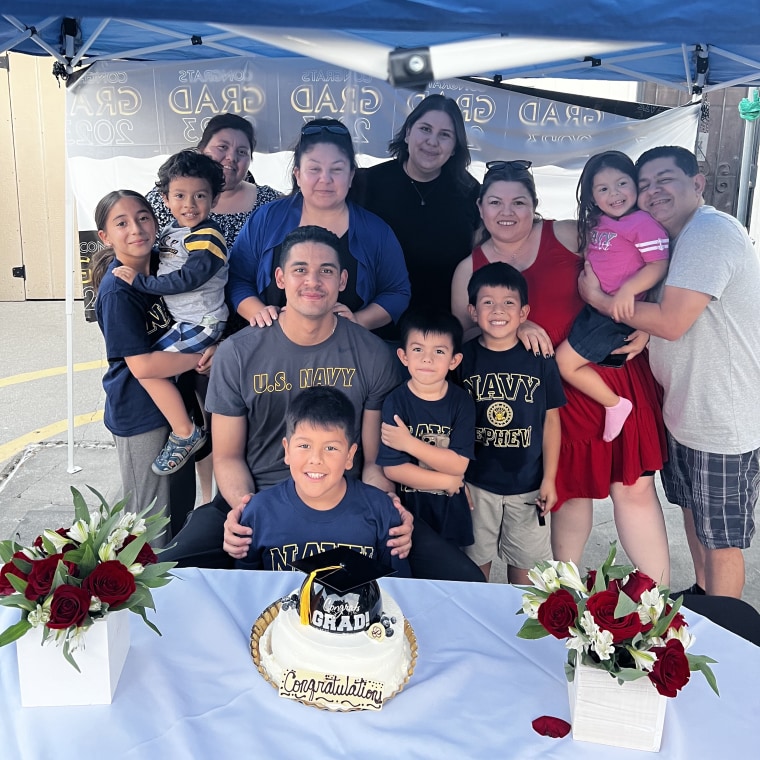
top-left (458, 340), bottom-right (566, 495)
top-left (377, 382), bottom-right (476, 546)
top-left (235, 477), bottom-right (411, 577)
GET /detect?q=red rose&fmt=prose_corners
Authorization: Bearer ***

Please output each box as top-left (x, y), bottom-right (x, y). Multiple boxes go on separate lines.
top-left (664, 604), bottom-right (688, 632)
top-left (648, 638), bottom-right (691, 697)
top-left (47, 584), bottom-right (91, 629)
top-left (0, 552), bottom-right (29, 596)
top-left (620, 570), bottom-right (657, 603)
top-left (119, 534), bottom-right (158, 566)
top-left (537, 589), bottom-right (578, 639)
top-left (24, 554), bottom-right (77, 601)
top-left (82, 560), bottom-right (136, 606)
top-left (585, 569), bottom-right (597, 591)
top-left (586, 589), bottom-right (644, 643)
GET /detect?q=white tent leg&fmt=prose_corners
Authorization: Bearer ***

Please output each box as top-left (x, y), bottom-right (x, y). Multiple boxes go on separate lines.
top-left (65, 155), bottom-right (81, 475)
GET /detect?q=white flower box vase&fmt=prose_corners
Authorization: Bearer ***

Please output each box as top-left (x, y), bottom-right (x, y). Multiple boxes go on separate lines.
top-left (16, 609), bottom-right (130, 707)
top-left (568, 662), bottom-right (667, 752)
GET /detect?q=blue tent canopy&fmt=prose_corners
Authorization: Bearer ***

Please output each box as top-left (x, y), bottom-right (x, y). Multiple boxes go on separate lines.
top-left (1, 3), bottom-right (759, 93)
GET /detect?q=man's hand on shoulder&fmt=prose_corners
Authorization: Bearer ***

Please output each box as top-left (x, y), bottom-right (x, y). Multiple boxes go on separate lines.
top-left (223, 494), bottom-right (253, 559)
top-left (387, 493), bottom-right (413, 559)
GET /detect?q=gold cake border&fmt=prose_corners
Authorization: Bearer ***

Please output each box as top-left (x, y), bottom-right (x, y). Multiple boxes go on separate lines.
top-left (250, 598), bottom-right (418, 711)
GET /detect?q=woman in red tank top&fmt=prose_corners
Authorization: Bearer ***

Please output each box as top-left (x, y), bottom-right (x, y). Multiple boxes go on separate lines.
top-left (451, 161), bottom-right (669, 584)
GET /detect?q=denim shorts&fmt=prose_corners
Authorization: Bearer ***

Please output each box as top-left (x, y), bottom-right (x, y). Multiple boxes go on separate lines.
top-left (567, 304), bottom-right (635, 364)
top-left (662, 432), bottom-right (759, 549)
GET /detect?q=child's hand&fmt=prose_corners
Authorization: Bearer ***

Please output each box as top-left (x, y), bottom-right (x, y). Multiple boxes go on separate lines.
top-left (442, 474), bottom-right (465, 496)
top-left (538, 479), bottom-right (557, 514)
top-left (196, 344), bottom-right (217, 374)
top-left (112, 266), bottom-right (138, 286)
top-left (381, 415), bottom-right (414, 453)
top-left (610, 287), bottom-right (636, 323)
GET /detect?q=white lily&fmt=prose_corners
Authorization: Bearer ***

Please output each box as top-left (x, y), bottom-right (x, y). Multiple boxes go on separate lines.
top-left (565, 628), bottom-right (588, 654)
top-left (555, 561), bottom-right (587, 593)
top-left (42, 529), bottom-right (72, 551)
top-left (666, 626), bottom-right (695, 650)
top-left (128, 562), bottom-right (144, 576)
top-left (67, 520), bottom-right (90, 544)
top-left (27, 604), bottom-right (51, 628)
top-left (97, 541), bottom-right (118, 562)
top-left (528, 565), bottom-right (561, 593)
top-left (106, 528), bottom-right (130, 550)
top-left (627, 646), bottom-right (657, 671)
top-left (89, 596), bottom-right (102, 613)
top-left (521, 593), bottom-right (542, 619)
top-left (638, 588), bottom-right (665, 624)
top-left (590, 628), bottom-right (615, 660)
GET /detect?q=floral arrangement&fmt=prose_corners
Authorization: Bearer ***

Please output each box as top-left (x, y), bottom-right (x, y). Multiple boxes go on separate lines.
top-left (517, 543), bottom-right (718, 698)
top-left (0, 486), bottom-right (176, 669)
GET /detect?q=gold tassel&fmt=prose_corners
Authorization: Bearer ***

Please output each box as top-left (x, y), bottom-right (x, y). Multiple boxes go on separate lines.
top-left (299, 565), bottom-right (343, 625)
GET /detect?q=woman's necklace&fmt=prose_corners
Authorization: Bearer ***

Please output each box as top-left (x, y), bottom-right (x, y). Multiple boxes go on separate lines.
top-left (488, 238), bottom-right (533, 269)
top-left (409, 178), bottom-right (430, 206)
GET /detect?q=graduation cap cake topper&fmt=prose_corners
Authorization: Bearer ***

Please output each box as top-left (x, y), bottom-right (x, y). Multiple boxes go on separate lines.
top-left (290, 546), bottom-right (396, 633)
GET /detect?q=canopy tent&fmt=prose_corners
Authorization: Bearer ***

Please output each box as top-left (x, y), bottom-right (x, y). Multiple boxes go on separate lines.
top-left (1, 3), bottom-right (760, 93)
top-left (0, 1), bottom-right (752, 475)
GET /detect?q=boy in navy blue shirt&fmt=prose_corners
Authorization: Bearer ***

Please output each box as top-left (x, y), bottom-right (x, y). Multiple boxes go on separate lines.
top-left (458, 263), bottom-right (565, 584)
top-left (377, 310), bottom-right (476, 549)
top-left (236, 386), bottom-right (410, 577)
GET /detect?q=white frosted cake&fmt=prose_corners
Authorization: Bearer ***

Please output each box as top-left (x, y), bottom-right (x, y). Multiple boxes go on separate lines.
top-left (255, 587), bottom-right (414, 710)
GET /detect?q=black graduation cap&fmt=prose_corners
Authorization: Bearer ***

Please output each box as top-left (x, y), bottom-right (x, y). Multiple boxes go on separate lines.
top-left (290, 546), bottom-right (396, 630)
top-left (290, 545), bottom-right (396, 594)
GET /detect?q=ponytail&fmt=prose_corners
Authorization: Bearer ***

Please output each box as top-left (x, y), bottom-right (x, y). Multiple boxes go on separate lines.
top-left (90, 247), bottom-right (116, 292)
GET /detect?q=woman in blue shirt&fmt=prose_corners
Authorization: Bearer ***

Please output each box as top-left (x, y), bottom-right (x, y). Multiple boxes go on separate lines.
top-left (227, 119), bottom-right (410, 333)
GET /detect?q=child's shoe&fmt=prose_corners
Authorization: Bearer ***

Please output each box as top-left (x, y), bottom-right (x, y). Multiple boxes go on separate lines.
top-left (151, 424), bottom-right (207, 476)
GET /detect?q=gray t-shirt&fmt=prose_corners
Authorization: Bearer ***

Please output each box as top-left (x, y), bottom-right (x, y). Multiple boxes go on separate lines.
top-left (206, 319), bottom-right (400, 489)
top-left (649, 205), bottom-right (760, 454)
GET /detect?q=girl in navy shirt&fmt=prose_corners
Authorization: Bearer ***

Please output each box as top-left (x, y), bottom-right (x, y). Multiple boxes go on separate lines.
top-left (91, 190), bottom-right (212, 545)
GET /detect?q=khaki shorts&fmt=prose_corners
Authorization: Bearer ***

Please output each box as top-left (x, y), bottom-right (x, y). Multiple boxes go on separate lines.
top-left (464, 482), bottom-right (552, 569)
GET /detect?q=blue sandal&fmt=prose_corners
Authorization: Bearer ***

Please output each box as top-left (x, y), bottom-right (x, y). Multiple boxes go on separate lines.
top-left (151, 425), bottom-right (207, 476)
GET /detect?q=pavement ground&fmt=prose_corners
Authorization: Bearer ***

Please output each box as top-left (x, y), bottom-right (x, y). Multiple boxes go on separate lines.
top-left (1, 300), bottom-right (758, 611)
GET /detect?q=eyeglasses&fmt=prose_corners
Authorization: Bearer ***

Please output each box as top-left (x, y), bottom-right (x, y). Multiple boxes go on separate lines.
top-left (300, 123), bottom-right (351, 138)
top-left (485, 160), bottom-right (533, 174)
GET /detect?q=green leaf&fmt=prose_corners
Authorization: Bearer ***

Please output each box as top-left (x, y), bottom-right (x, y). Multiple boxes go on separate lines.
top-left (0, 594), bottom-right (37, 612)
top-left (116, 535), bottom-right (149, 568)
top-left (695, 661), bottom-right (720, 696)
top-left (0, 540), bottom-right (21, 564)
top-left (130, 605), bottom-right (161, 636)
top-left (0, 618), bottom-right (32, 647)
top-left (70, 486), bottom-right (90, 524)
top-left (650, 595), bottom-right (683, 638)
top-left (6, 573), bottom-right (29, 596)
top-left (516, 618), bottom-right (551, 639)
top-left (132, 562), bottom-right (176, 582)
top-left (614, 667), bottom-right (649, 683)
top-left (62, 638), bottom-right (82, 672)
top-left (614, 590), bottom-right (639, 617)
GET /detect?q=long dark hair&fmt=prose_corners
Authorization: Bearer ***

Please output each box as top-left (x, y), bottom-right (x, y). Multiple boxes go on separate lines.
top-left (475, 164), bottom-right (540, 246)
top-left (291, 118), bottom-right (356, 194)
top-left (197, 113), bottom-right (256, 153)
top-left (388, 94), bottom-right (472, 192)
top-left (90, 190), bottom-right (156, 292)
top-left (576, 151), bottom-right (637, 254)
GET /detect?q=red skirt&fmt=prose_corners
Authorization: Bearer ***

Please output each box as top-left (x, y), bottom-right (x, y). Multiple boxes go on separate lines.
top-left (554, 350), bottom-right (666, 508)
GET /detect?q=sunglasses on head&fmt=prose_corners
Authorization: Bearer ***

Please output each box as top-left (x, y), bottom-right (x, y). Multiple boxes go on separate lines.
top-left (300, 123), bottom-right (351, 137)
top-left (485, 160), bottom-right (533, 174)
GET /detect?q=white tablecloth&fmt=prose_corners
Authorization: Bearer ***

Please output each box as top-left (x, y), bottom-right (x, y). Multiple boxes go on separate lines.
top-left (1, 569), bottom-right (757, 758)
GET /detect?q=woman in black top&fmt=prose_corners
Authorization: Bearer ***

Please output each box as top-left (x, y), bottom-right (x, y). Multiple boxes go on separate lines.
top-left (352, 94), bottom-right (480, 338)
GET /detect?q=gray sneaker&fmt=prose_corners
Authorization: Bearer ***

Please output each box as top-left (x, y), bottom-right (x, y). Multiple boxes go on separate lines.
top-left (151, 425), bottom-right (207, 476)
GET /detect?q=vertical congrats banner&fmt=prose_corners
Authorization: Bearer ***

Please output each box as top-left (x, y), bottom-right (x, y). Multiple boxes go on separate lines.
top-left (66, 57), bottom-right (698, 317)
